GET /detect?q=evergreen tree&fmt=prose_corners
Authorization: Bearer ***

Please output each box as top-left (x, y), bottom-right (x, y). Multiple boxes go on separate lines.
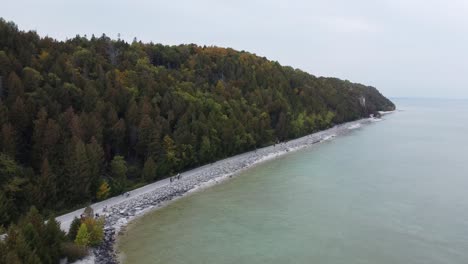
top-left (6, 72), bottom-right (23, 104)
top-left (142, 157), bottom-right (157, 182)
top-left (86, 137), bottom-right (104, 196)
top-left (136, 115), bottom-right (155, 158)
top-left (74, 223), bottom-right (90, 246)
top-left (110, 155), bottom-right (127, 193)
top-left (162, 135), bottom-right (179, 173)
top-left (32, 108), bottom-right (49, 168)
top-left (65, 138), bottom-right (92, 204)
top-left (43, 217), bottom-right (64, 263)
top-left (68, 217), bottom-right (81, 241)
top-left (37, 158), bottom-right (56, 209)
top-left (83, 217), bottom-right (104, 246)
top-left (0, 123), bottom-right (16, 158)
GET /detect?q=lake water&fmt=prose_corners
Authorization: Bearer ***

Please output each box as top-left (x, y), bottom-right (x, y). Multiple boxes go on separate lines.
top-left (118, 98), bottom-right (468, 264)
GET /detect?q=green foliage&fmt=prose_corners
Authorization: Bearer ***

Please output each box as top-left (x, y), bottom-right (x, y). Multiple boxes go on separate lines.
top-left (72, 215), bottom-right (104, 247)
top-left (110, 155), bottom-right (127, 193)
top-left (68, 217), bottom-right (81, 241)
top-left (0, 153), bottom-right (19, 183)
top-left (74, 223), bottom-right (90, 246)
top-left (0, 207), bottom-right (67, 264)
top-left (0, 18), bottom-right (395, 232)
top-left (36, 158), bottom-right (56, 209)
top-left (65, 139), bottom-right (93, 204)
top-left (162, 135), bottom-right (179, 173)
top-left (0, 123), bottom-right (16, 158)
top-left (0, 154), bottom-right (29, 226)
top-left (142, 157), bottom-right (157, 182)
top-left (83, 217), bottom-right (104, 246)
top-left (96, 180), bottom-right (111, 200)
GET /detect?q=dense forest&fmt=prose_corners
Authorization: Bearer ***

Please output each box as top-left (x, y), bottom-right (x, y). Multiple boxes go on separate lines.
top-left (0, 18), bottom-right (394, 229)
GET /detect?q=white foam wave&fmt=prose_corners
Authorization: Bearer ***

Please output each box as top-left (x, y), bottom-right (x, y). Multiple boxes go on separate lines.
top-left (348, 124), bottom-right (362, 130)
top-left (321, 134), bottom-right (336, 141)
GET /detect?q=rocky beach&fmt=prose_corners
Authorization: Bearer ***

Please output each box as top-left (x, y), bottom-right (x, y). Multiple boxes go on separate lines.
top-left (65, 116), bottom-right (387, 264)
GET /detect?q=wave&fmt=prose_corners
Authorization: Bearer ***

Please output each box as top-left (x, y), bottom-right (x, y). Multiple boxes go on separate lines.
top-left (348, 123), bottom-right (362, 130)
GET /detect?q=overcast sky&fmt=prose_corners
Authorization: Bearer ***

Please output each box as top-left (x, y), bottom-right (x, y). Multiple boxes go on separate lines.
top-left (3, 0), bottom-right (468, 98)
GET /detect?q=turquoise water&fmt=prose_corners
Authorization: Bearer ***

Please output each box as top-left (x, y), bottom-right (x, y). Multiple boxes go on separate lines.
top-left (118, 99), bottom-right (468, 264)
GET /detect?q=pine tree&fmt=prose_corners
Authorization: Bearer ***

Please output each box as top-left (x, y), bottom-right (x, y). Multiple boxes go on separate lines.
top-left (136, 115), bottom-right (155, 158)
top-left (74, 223), bottom-right (90, 246)
top-left (0, 191), bottom-right (13, 226)
top-left (1, 123), bottom-right (16, 158)
top-left (42, 119), bottom-right (61, 165)
top-left (83, 217), bottom-right (104, 246)
top-left (6, 228), bottom-right (41, 264)
top-left (9, 97), bottom-right (27, 133)
top-left (22, 67), bottom-right (42, 93)
top-left (110, 155), bottom-right (127, 193)
top-left (6, 72), bottom-right (23, 104)
top-left (37, 158), bottom-right (56, 209)
top-left (32, 108), bottom-right (48, 167)
top-left (65, 138), bottom-right (92, 204)
top-left (110, 155), bottom-right (127, 180)
top-left (199, 136), bottom-right (212, 163)
top-left (162, 135), bottom-right (179, 173)
top-left (43, 217), bottom-right (64, 263)
top-left (86, 137), bottom-right (104, 195)
top-left (111, 118), bottom-right (126, 155)
top-left (68, 217), bottom-right (81, 241)
top-left (142, 157), bottom-right (157, 182)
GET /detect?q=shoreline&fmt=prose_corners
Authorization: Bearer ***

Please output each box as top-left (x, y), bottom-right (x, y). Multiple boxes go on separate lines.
top-left (68, 114), bottom-right (392, 264)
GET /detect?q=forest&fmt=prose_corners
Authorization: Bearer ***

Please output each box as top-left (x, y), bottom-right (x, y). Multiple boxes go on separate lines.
top-left (0, 17), bottom-right (394, 231)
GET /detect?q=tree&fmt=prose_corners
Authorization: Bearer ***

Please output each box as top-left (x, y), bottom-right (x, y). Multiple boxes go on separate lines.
top-left (199, 136), bottom-right (212, 163)
top-left (43, 217), bottom-right (65, 262)
top-left (68, 217), bottom-right (81, 241)
top-left (32, 108), bottom-right (48, 167)
top-left (86, 137), bottom-right (104, 195)
top-left (1, 123), bottom-right (16, 158)
top-left (65, 138), bottom-right (92, 204)
top-left (6, 72), bottom-right (23, 104)
top-left (110, 155), bottom-right (127, 193)
top-left (0, 191), bottom-right (13, 226)
top-left (162, 135), bottom-right (179, 173)
top-left (96, 180), bottom-right (110, 200)
top-left (9, 97), bottom-right (27, 133)
top-left (110, 155), bottom-right (127, 180)
top-left (83, 217), bottom-right (104, 246)
top-left (4, 227), bottom-right (41, 264)
top-left (31, 108), bottom-right (61, 168)
top-left (136, 115), bottom-right (155, 158)
top-left (22, 67), bottom-right (42, 92)
top-left (74, 223), bottom-right (90, 246)
top-left (37, 158), bottom-right (56, 209)
top-left (1, 207), bottom-right (65, 264)
top-left (111, 118), bottom-right (126, 155)
top-left (142, 157), bottom-right (157, 182)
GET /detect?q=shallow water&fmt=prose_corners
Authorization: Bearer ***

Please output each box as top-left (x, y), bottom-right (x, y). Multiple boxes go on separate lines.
top-left (118, 98), bottom-right (468, 264)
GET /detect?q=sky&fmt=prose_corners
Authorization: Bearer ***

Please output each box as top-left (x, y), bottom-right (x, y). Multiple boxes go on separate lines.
top-left (3, 0), bottom-right (468, 99)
